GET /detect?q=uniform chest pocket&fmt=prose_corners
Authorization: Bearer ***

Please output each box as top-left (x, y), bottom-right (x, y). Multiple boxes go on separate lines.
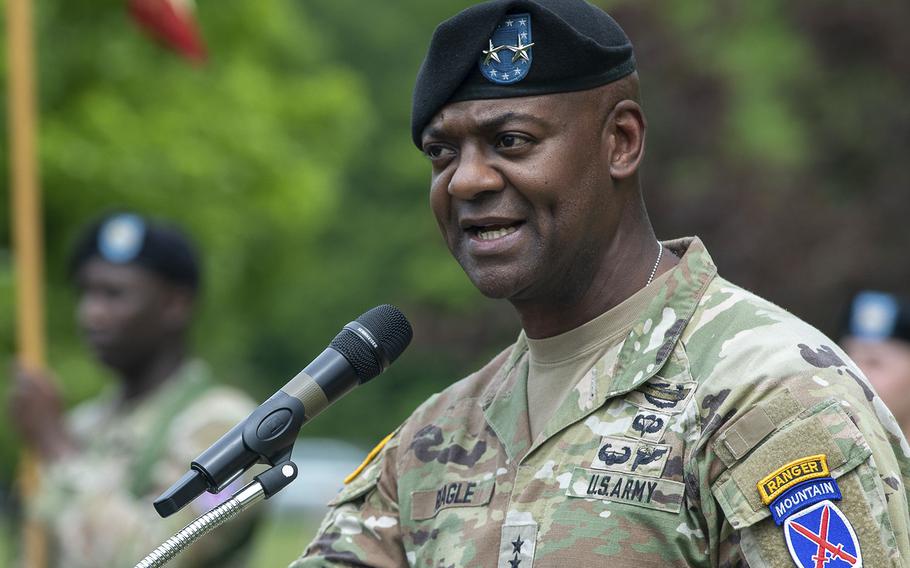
top-left (410, 478), bottom-right (495, 521)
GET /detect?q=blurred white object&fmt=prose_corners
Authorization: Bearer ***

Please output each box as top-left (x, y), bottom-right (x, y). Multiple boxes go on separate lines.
top-left (267, 437), bottom-right (364, 514)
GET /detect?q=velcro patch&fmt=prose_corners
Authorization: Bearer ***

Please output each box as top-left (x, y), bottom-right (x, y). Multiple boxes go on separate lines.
top-left (769, 477), bottom-right (841, 525)
top-left (625, 410), bottom-right (671, 442)
top-left (625, 380), bottom-right (696, 414)
top-left (590, 436), bottom-right (671, 478)
top-left (411, 479), bottom-right (495, 521)
top-left (566, 467), bottom-right (685, 513)
top-left (498, 520), bottom-right (537, 568)
top-left (757, 454), bottom-right (829, 505)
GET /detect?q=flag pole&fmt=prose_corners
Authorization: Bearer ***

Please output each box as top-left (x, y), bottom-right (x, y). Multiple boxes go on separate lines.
top-left (6, 0), bottom-right (49, 565)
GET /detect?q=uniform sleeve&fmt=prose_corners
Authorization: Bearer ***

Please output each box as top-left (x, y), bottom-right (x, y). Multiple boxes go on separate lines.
top-left (691, 357), bottom-right (910, 567)
top-left (32, 387), bottom-right (258, 568)
top-left (290, 430), bottom-right (408, 568)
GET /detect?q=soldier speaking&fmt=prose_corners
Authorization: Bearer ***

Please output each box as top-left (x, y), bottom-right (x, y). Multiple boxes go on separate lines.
top-left (292, 1), bottom-right (910, 566)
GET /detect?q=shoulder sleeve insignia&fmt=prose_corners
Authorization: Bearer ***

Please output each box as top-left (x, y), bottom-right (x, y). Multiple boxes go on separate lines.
top-left (784, 500), bottom-right (861, 567)
top-left (344, 431), bottom-right (394, 485)
top-left (757, 454), bottom-right (829, 505)
top-left (769, 477), bottom-right (841, 525)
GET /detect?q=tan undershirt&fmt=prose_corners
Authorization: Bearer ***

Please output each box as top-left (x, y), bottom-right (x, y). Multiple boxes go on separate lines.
top-left (526, 268), bottom-right (673, 441)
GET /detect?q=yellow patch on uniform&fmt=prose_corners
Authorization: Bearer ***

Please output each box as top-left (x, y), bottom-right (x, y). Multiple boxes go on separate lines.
top-left (344, 432), bottom-right (394, 485)
top-left (757, 454), bottom-right (829, 505)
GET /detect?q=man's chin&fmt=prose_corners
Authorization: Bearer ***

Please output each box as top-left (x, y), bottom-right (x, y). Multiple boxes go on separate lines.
top-left (92, 347), bottom-right (132, 374)
top-left (464, 269), bottom-right (525, 301)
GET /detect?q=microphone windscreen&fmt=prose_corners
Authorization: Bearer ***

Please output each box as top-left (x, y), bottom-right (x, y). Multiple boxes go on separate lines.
top-left (330, 304), bottom-right (413, 382)
top-left (358, 304), bottom-right (413, 363)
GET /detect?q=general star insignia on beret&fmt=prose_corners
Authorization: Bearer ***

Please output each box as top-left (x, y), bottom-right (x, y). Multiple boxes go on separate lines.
top-left (482, 39), bottom-right (504, 65)
top-left (479, 13), bottom-right (534, 85)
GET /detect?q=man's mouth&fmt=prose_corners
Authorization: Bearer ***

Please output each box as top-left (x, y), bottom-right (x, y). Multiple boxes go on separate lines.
top-left (463, 218), bottom-right (525, 242)
top-left (474, 224), bottom-right (520, 241)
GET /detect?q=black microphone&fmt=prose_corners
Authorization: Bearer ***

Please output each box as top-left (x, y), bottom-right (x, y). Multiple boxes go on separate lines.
top-left (153, 304), bottom-right (413, 518)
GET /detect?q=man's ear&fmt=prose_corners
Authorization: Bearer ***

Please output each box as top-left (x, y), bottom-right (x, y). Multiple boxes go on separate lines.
top-left (604, 100), bottom-right (646, 180)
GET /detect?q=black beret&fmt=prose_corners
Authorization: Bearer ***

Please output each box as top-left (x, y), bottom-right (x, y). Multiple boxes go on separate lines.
top-left (69, 212), bottom-right (201, 292)
top-left (843, 290), bottom-right (910, 343)
top-left (411, 0), bottom-right (636, 148)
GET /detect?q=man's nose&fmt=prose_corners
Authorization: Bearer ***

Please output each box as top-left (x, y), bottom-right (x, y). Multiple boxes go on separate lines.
top-left (447, 146), bottom-right (504, 200)
top-left (77, 294), bottom-right (108, 330)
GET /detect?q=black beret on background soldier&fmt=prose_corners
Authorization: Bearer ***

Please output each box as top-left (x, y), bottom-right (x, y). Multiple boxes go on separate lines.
top-left (292, 1), bottom-right (910, 566)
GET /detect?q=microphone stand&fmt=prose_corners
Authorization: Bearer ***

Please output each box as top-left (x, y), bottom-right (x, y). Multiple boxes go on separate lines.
top-left (133, 461), bottom-right (298, 568)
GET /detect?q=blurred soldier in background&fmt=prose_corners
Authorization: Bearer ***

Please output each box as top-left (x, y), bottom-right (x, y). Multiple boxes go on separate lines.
top-left (9, 213), bottom-right (258, 567)
top-left (842, 290), bottom-right (910, 437)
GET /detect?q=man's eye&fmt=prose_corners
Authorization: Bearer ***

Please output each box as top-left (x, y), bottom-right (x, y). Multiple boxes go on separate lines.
top-left (496, 134), bottom-right (530, 149)
top-left (424, 144), bottom-right (454, 160)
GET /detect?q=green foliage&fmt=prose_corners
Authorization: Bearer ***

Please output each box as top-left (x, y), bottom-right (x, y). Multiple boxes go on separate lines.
top-left (1, 0), bottom-right (379, 476)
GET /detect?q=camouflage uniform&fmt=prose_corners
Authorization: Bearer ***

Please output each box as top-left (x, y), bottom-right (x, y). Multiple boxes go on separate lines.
top-left (293, 237), bottom-right (910, 567)
top-left (32, 360), bottom-right (258, 568)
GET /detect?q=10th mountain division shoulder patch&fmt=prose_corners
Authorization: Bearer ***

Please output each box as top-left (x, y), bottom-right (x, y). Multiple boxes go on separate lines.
top-left (755, 455), bottom-right (861, 567)
top-left (784, 500), bottom-right (861, 568)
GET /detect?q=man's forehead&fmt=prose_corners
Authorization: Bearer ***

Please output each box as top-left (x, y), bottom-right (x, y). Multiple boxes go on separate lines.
top-left (431, 97), bottom-right (544, 125)
top-left (424, 90), bottom-right (585, 136)
top-left (79, 256), bottom-right (167, 290)
top-left (410, 0), bottom-right (635, 148)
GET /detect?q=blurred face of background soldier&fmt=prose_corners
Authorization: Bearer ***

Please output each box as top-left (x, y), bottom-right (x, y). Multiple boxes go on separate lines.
top-left (75, 257), bottom-right (193, 380)
top-left (10, 214), bottom-right (199, 461)
top-left (843, 337), bottom-right (910, 431)
top-left (841, 291), bottom-right (910, 435)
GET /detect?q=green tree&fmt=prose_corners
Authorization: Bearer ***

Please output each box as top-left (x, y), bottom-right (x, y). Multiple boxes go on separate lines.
top-left (0, 0), bottom-right (374, 476)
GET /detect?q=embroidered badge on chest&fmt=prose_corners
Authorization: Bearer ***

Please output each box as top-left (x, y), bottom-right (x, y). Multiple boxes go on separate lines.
top-left (625, 410), bottom-right (672, 442)
top-left (784, 500), bottom-right (861, 568)
top-left (625, 380), bottom-right (696, 415)
top-left (590, 435), bottom-right (672, 477)
top-left (479, 13), bottom-right (534, 85)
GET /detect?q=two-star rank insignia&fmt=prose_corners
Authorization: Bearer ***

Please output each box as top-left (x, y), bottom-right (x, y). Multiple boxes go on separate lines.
top-left (479, 13), bottom-right (534, 85)
top-left (499, 521), bottom-right (537, 568)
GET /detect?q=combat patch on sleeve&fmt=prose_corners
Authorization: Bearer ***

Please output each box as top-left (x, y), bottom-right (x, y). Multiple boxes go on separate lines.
top-left (757, 454), bottom-right (829, 505)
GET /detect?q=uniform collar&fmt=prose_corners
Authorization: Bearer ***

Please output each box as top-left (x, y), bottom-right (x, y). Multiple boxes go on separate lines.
top-left (481, 236), bottom-right (717, 461)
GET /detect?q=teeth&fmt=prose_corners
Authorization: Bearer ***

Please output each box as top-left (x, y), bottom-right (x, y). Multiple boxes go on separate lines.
top-left (477, 226), bottom-right (518, 241)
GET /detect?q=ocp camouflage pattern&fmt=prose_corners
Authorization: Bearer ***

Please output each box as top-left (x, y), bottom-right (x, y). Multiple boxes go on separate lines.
top-left (29, 361), bottom-right (258, 568)
top-left (292, 237), bottom-right (910, 567)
